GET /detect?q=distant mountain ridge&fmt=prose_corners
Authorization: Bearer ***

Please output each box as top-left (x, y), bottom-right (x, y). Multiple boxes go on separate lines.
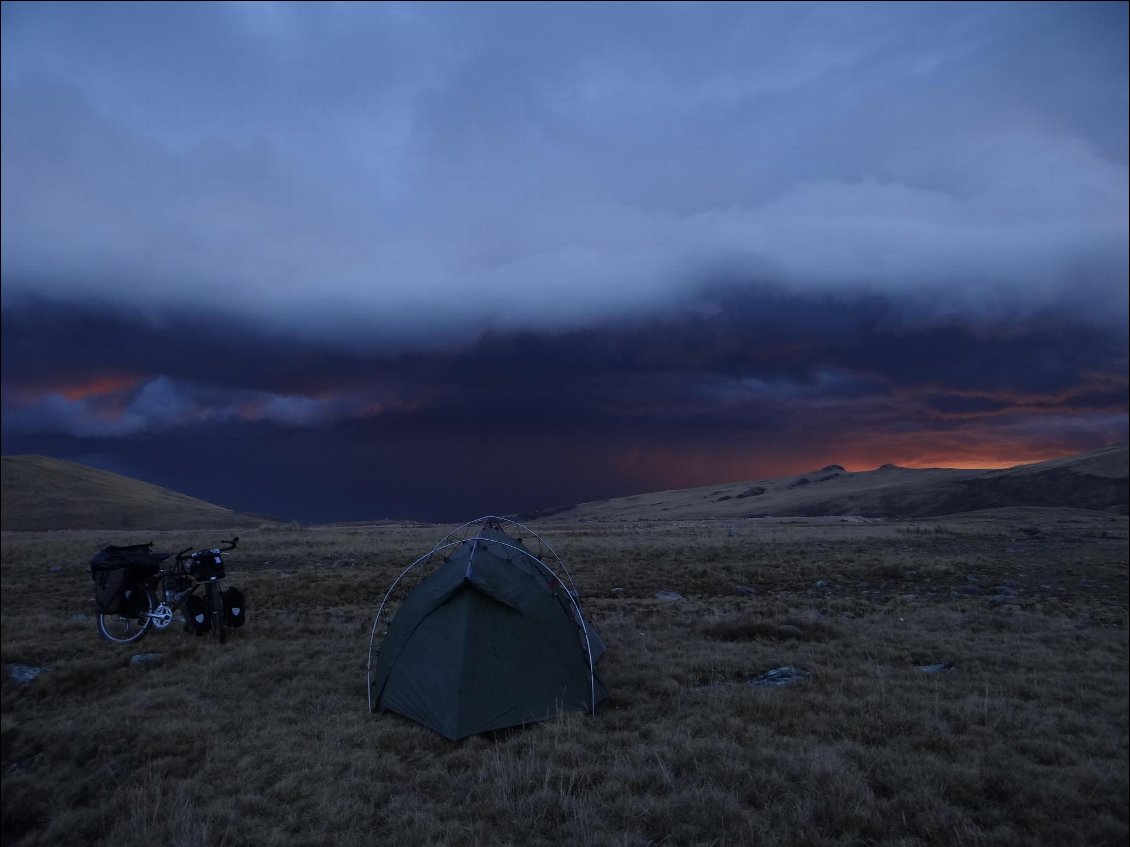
top-left (529, 443), bottom-right (1129, 522)
top-left (1, 455), bottom-right (277, 530)
top-left (5, 445), bottom-right (1126, 530)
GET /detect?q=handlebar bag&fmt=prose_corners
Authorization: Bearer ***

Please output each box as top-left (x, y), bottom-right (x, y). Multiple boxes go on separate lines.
top-left (187, 550), bottom-right (225, 582)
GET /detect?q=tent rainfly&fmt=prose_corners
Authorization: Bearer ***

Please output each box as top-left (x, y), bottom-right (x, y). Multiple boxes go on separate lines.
top-left (367, 517), bottom-right (607, 740)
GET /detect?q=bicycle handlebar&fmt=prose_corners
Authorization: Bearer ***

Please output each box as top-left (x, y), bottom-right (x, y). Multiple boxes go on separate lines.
top-left (175, 537), bottom-right (238, 562)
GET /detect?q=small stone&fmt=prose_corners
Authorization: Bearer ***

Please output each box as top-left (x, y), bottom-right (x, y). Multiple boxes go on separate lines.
top-left (655, 591), bottom-right (684, 602)
top-left (734, 585), bottom-right (756, 596)
top-left (49, 565), bottom-right (64, 574)
top-left (130, 653), bottom-right (163, 666)
top-left (749, 666), bottom-right (811, 687)
top-left (916, 662), bottom-right (955, 673)
top-left (8, 664), bottom-right (43, 683)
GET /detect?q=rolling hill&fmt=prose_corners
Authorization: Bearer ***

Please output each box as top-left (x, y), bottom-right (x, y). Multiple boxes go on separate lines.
top-left (1, 455), bottom-right (276, 531)
top-left (530, 443), bottom-right (1129, 522)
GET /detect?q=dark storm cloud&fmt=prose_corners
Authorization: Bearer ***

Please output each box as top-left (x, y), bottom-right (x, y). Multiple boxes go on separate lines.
top-left (2, 2), bottom-right (1127, 520)
top-left (4, 284), bottom-right (1124, 440)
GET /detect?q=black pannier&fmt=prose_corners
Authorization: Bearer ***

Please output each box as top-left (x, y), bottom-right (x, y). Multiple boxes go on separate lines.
top-left (90, 543), bottom-right (161, 614)
top-left (183, 594), bottom-right (211, 635)
top-left (223, 587), bottom-right (246, 627)
top-left (92, 567), bottom-right (132, 614)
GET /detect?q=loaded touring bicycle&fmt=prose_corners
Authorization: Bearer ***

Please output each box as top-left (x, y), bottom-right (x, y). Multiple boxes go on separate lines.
top-left (90, 538), bottom-right (246, 644)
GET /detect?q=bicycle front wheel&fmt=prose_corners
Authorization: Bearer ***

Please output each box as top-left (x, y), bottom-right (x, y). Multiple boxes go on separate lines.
top-left (97, 589), bottom-right (157, 645)
top-left (207, 582), bottom-right (226, 644)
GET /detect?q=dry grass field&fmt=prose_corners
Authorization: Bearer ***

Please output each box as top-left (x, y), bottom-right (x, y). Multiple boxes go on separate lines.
top-left (2, 508), bottom-right (1127, 846)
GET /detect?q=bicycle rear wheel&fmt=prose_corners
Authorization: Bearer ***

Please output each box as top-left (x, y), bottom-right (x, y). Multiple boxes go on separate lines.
top-left (97, 589), bottom-right (157, 644)
top-left (207, 582), bottom-right (226, 644)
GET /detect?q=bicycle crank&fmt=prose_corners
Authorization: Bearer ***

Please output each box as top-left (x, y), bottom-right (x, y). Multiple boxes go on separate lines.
top-left (149, 604), bottom-right (175, 629)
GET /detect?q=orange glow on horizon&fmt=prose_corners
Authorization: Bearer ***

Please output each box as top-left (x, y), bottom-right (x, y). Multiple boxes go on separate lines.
top-left (53, 375), bottom-right (143, 402)
top-left (611, 435), bottom-right (1113, 494)
top-left (830, 435), bottom-right (1095, 473)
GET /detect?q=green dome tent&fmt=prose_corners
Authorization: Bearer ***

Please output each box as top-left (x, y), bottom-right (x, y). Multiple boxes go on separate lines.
top-left (367, 517), bottom-right (606, 740)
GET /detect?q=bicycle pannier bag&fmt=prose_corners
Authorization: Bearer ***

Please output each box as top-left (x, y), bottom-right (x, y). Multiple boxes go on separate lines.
top-left (223, 587), bottom-right (246, 628)
top-left (184, 594), bottom-right (211, 635)
top-left (90, 543), bottom-right (159, 614)
top-left (93, 567), bottom-right (131, 613)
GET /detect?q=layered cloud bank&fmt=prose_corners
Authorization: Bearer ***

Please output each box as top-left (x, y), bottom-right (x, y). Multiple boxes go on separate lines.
top-left (2, 2), bottom-right (1126, 520)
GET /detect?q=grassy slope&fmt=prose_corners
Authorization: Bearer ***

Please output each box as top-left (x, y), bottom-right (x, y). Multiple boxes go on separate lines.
top-left (0, 455), bottom-right (270, 531)
top-left (1, 509), bottom-right (1127, 846)
top-left (533, 443), bottom-right (1130, 523)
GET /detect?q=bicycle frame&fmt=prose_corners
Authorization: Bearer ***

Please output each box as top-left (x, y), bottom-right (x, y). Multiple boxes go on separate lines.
top-left (145, 559), bottom-right (209, 627)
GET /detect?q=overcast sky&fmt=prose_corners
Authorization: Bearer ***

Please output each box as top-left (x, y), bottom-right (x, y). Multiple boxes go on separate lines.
top-left (2, 1), bottom-right (1127, 522)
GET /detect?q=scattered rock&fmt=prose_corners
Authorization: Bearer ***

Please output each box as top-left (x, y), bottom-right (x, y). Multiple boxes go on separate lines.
top-left (130, 653), bottom-right (163, 666)
top-left (950, 584), bottom-right (982, 597)
top-left (749, 666), bottom-right (811, 687)
top-left (610, 587), bottom-right (625, 594)
top-left (916, 662), bottom-right (955, 673)
top-left (8, 664), bottom-right (43, 683)
top-left (736, 486), bottom-right (766, 499)
top-left (655, 591), bottom-right (684, 602)
top-left (734, 585), bottom-right (756, 596)
top-left (49, 565), bottom-right (64, 574)
top-left (814, 580), bottom-right (828, 590)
